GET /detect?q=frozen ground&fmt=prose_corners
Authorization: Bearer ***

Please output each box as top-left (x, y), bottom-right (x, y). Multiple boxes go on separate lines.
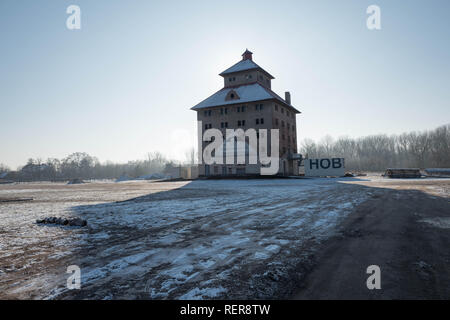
top-left (0, 177), bottom-right (448, 299)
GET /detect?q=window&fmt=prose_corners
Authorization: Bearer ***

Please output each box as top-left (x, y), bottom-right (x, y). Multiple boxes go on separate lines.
top-left (230, 93), bottom-right (235, 99)
top-left (281, 120), bottom-right (285, 127)
top-left (275, 105), bottom-right (278, 111)
top-left (208, 110), bottom-right (212, 116)
top-left (225, 108), bottom-right (228, 114)
top-left (204, 111), bottom-right (207, 116)
top-left (275, 118), bottom-right (279, 126)
top-left (241, 106), bottom-right (245, 112)
top-left (255, 104), bottom-right (263, 111)
top-left (282, 134), bottom-right (285, 140)
top-left (205, 124), bottom-right (208, 130)
top-left (237, 107), bottom-right (241, 113)
top-left (287, 123), bottom-right (290, 129)
top-left (256, 119), bottom-right (259, 125)
top-left (281, 108), bottom-right (284, 114)
top-left (238, 120), bottom-right (241, 126)
top-left (221, 108), bottom-right (224, 115)
top-left (242, 120), bottom-right (246, 126)
top-left (260, 118), bottom-right (264, 124)
top-left (221, 122), bottom-right (224, 128)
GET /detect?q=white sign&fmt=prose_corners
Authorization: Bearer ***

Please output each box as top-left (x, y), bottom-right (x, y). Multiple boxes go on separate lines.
top-left (304, 158), bottom-right (345, 177)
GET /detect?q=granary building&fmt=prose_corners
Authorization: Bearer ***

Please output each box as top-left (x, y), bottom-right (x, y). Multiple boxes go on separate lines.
top-left (191, 50), bottom-right (301, 176)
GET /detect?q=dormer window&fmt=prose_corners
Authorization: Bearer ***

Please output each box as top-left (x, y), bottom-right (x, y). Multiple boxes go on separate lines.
top-left (225, 90), bottom-right (240, 101)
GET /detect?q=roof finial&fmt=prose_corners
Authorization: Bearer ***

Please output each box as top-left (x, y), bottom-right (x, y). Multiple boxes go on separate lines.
top-left (242, 49), bottom-right (253, 61)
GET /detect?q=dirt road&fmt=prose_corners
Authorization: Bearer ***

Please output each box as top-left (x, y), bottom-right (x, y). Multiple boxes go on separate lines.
top-left (293, 178), bottom-right (450, 299)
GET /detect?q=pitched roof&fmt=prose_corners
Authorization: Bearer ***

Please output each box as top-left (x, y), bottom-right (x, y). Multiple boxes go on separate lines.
top-left (191, 83), bottom-right (300, 113)
top-left (219, 59), bottom-right (274, 79)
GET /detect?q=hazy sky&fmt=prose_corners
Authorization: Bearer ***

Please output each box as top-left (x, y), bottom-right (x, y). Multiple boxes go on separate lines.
top-left (1, 0), bottom-right (449, 169)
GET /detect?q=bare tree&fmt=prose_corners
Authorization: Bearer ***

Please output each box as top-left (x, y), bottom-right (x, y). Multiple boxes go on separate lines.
top-left (0, 163), bottom-right (10, 174)
top-left (300, 138), bottom-right (317, 159)
top-left (300, 124), bottom-right (449, 171)
top-left (320, 135), bottom-right (334, 157)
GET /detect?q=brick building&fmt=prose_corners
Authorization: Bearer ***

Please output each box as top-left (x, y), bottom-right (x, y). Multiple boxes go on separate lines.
top-left (191, 50), bottom-right (301, 176)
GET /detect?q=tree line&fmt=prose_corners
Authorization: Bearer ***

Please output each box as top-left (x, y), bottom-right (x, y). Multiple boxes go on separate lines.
top-left (300, 124), bottom-right (450, 171)
top-left (1, 124), bottom-right (449, 180)
top-left (0, 152), bottom-right (175, 182)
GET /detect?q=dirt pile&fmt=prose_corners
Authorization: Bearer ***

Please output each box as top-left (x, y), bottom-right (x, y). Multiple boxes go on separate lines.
top-left (36, 217), bottom-right (87, 227)
top-left (67, 178), bottom-right (85, 185)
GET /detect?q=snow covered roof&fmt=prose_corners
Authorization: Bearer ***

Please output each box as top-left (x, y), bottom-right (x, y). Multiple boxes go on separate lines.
top-left (191, 83), bottom-right (300, 113)
top-left (219, 59), bottom-right (274, 79)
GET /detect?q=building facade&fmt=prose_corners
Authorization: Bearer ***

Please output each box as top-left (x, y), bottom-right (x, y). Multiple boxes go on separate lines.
top-left (191, 50), bottom-right (301, 176)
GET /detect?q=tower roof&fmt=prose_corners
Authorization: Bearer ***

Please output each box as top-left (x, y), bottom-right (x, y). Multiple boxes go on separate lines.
top-left (242, 49), bottom-right (253, 60)
top-left (219, 50), bottom-right (274, 79)
top-left (191, 82), bottom-right (300, 113)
